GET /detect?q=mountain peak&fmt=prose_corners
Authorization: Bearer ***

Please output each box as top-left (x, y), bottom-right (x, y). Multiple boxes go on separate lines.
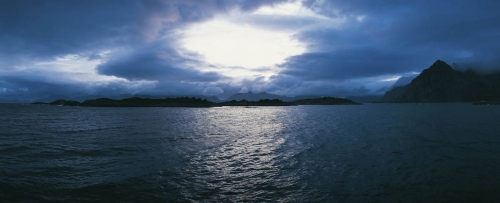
top-left (226, 91), bottom-right (294, 102)
top-left (433, 59), bottom-right (447, 65)
top-left (428, 60), bottom-right (454, 72)
top-left (386, 60), bottom-right (500, 102)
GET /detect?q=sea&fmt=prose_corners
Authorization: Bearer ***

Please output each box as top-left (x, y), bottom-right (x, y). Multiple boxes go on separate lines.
top-left (1, 103), bottom-right (500, 202)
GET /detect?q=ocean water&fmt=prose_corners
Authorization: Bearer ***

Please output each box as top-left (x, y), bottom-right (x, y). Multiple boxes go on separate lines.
top-left (1, 104), bottom-right (500, 202)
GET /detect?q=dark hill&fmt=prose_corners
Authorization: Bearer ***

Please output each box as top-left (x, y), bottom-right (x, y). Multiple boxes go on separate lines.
top-left (345, 95), bottom-right (382, 103)
top-left (381, 86), bottom-right (406, 102)
top-left (81, 97), bottom-right (217, 107)
top-left (293, 97), bottom-right (361, 105)
top-left (219, 99), bottom-right (293, 106)
top-left (225, 92), bottom-right (291, 102)
top-left (386, 60), bottom-right (500, 102)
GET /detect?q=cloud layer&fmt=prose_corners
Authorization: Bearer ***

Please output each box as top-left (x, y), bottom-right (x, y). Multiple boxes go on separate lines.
top-left (1, 0), bottom-right (500, 102)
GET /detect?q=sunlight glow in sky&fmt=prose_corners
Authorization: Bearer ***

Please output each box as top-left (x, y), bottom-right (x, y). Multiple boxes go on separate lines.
top-left (253, 0), bottom-right (328, 19)
top-left (380, 76), bottom-right (402, 82)
top-left (32, 54), bottom-right (120, 83)
top-left (180, 19), bottom-right (305, 70)
top-left (3, 0), bottom-right (498, 102)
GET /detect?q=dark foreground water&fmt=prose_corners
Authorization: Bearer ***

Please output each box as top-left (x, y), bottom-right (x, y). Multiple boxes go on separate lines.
top-left (1, 104), bottom-right (500, 202)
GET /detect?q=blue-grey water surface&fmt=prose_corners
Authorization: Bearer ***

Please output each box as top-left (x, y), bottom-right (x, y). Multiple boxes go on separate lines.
top-left (1, 104), bottom-right (500, 202)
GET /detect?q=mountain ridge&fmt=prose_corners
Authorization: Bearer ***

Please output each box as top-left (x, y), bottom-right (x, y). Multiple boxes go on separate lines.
top-left (383, 60), bottom-right (500, 102)
top-left (224, 91), bottom-right (315, 102)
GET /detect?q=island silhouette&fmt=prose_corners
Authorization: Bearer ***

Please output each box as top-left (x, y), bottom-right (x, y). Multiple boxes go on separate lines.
top-left (31, 96), bottom-right (360, 107)
top-left (30, 60), bottom-right (500, 107)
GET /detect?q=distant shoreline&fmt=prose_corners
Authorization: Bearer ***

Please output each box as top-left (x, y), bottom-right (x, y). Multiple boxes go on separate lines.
top-left (30, 96), bottom-right (362, 107)
top-left (27, 97), bottom-right (500, 107)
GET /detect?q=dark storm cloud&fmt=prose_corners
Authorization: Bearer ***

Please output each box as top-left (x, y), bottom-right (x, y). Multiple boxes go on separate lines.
top-left (225, 74), bottom-right (391, 98)
top-left (0, 0), bottom-right (287, 60)
top-left (288, 0), bottom-right (500, 80)
top-left (280, 48), bottom-right (420, 80)
top-left (270, 0), bottom-right (499, 96)
top-left (0, 74), bottom-right (88, 102)
top-left (0, 0), bottom-right (139, 59)
top-left (0, 0), bottom-right (288, 101)
top-left (96, 46), bottom-right (223, 82)
top-left (2, 0), bottom-right (500, 101)
top-left (0, 73), bottom-right (210, 102)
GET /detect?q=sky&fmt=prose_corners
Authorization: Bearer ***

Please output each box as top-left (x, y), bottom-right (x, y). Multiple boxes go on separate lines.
top-left (1, 0), bottom-right (500, 102)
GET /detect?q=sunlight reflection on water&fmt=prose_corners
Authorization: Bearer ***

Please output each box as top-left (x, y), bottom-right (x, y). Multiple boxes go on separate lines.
top-left (2, 104), bottom-right (500, 202)
top-left (179, 107), bottom-right (304, 201)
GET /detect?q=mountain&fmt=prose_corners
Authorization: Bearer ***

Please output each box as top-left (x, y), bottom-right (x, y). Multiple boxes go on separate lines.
top-left (219, 99), bottom-right (293, 106)
top-left (58, 97), bottom-right (219, 107)
top-left (293, 97), bottom-right (361, 105)
top-left (33, 94), bottom-right (221, 103)
top-left (191, 95), bottom-right (221, 103)
top-left (34, 94), bottom-right (132, 103)
top-left (224, 91), bottom-right (312, 102)
top-left (225, 92), bottom-right (363, 104)
top-left (345, 95), bottom-right (383, 103)
top-left (127, 94), bottom-right (221, 103)
top-left (385, 60), bottom-right (500, 102)
top-left (345, 77), bottom-right (416, 103)
top-left (391, 75), bottom-right (417, 88)
top-left (381, 86), bottom-right (407, 102)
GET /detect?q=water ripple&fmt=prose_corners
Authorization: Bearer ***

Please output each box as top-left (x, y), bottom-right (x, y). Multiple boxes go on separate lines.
top-left (1, 104), bottom-right (500, 202)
